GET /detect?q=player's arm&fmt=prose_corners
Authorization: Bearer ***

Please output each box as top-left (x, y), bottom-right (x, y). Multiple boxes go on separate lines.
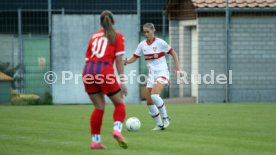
top-left (169, 49), bottom-right (182, 75)
top-left (115, 55), bottom-right (128, 96)
top-left (124, 43), bottom-right (142, 65)
top-left (124, 55), bottom-right (138, 65)
top-left (115, 33), bottom-right (128, 96)
top-left (116, 55), bottom-right (124, 75)
top-left (160, 38), bottom-right (182, 75)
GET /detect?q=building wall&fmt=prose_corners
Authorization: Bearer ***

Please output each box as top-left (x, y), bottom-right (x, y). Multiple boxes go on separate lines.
top-left (169, 16), bottom-right (276, 102)
top-left (168, 20), bottom-right (180, 97)
top-left (197, 17), bottom-right (227, 102)
top-left (229, 17), bottom-right (276, 102)
top-left (169, 20), bottom-right (198, 99)
top-left (197, 16), bottom-right (276, 102)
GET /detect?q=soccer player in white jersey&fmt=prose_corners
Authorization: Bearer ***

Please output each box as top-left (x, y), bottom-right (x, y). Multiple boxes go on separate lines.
top-left (124, 23), bottom-right (181, 131)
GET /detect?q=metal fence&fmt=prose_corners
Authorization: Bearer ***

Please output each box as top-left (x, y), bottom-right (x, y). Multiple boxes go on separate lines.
top-left (0, 0), bottom-right (169, 100)
top-left (1, 0), bottom-right (276, 103)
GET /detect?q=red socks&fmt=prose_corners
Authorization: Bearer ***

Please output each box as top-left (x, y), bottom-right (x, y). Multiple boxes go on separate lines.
top-left (90, 108), bottom-right (104, 135)
top-left (113, 103), bottom-right (126, 122)
top-left (90, 103), bottom-right (125, 135)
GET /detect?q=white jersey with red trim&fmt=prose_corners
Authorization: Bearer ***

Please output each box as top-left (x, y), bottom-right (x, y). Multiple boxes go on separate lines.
top-left (134, 37), bottom-right (172, 71)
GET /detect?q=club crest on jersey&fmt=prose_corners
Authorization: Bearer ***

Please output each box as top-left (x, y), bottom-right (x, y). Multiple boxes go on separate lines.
top-left (153, 47), bottom-right (157, 52)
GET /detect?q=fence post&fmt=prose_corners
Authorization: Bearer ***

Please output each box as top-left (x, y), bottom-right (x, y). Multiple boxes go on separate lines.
top-left (137, 0), bottom-right (141, 33)
top-left (48, 0), bottom-right (52, 35)
top-left (18, 8), bottom-right (23, 93)
top-left (62, 8), bottom-right (65, 15)
top-left (225, 0), bottom-right (230, 102)
top-left (48, 0), bottom-right (53, 97)
top-left (162, 10), bottom-right (166, 39)
top-left (137, 0), bottom-right (141, 103)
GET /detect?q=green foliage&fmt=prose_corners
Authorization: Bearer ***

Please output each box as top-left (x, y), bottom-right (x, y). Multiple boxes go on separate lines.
top-left (11, 91), bottom-right (40, 105)
top-left (39, 91), bottom-right (53, 105)
top-left (11, 90), bottom-right (53, 105)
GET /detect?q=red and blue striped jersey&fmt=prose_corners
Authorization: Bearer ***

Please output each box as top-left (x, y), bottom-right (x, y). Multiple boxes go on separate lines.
top-left (83, 29), bottom-right (125, 75)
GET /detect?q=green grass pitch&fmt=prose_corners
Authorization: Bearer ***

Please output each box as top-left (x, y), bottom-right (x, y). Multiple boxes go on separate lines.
top-left (0, 103), bottom-right (276, 155)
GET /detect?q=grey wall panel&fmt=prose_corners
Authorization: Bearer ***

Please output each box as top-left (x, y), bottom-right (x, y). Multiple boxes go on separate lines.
top-left (52, 15), bottom-right (139, 104)
top-left (0, 35), bottom-right (13, 63)
top-left (197, 16), bottom-right (276, 103)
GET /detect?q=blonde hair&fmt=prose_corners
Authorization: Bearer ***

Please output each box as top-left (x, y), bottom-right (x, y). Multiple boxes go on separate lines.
top-left (100, 10), bottom-right (117, 44)
top-left (143, 23), bottom-right (156, 32)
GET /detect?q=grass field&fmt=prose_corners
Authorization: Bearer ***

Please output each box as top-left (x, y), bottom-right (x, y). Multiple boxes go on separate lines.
top-left (0, 103), bottom-right (276, 155)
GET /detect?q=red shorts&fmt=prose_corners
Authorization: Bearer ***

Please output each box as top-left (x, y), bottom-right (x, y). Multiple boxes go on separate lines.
top-left (83, 74), bottom-right (121, 96)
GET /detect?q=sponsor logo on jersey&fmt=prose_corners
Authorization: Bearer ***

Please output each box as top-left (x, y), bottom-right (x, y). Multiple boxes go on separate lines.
top-left (153, 47), bottom-right (157, 52)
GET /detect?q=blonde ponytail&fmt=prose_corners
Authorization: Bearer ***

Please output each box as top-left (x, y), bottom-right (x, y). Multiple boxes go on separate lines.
top-left (100, 10), bottom-right (117, 44)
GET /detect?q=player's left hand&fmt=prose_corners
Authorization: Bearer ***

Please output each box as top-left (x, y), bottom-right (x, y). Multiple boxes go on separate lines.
top-left (175, 70), bottom-right (184, 78)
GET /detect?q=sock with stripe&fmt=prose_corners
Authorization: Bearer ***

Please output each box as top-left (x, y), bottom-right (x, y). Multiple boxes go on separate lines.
top-left (92, 134), bottom-right (101, 143)
top-left (148, 105), bottom-right (163, 126)
top-left (113, 103), bottom-right (126, 132)
top-left (151, 94), bottom-right (168, 118)
top-left (90, 108), bottom-right (104, 143)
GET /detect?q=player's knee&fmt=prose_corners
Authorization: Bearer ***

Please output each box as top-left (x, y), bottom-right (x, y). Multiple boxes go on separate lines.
top-left (146, 100), bottom-right (154, 105)
top-left (94, 104), bottom-right (105, 110)
top-left (109, 93), bottom-right (123, 104)
top-left (150, 94), bottom-right (160, 101)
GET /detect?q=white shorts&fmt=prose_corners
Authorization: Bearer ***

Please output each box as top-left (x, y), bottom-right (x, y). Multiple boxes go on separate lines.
top-left (146, 70), bottom-right (170, 88)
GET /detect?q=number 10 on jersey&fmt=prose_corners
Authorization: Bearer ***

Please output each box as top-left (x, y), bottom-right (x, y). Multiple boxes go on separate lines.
top-left (91, 37), bottom-right (108, 58)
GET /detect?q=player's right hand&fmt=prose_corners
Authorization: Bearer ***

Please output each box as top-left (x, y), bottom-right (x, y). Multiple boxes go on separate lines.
top-left (120, 84), bottom-right (128, 96)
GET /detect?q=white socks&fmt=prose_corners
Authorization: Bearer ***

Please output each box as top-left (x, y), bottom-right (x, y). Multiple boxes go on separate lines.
top-left (148, 105), bottom-right (163, 126)
top-left (151, 94), bottom-right (168, 118)
top-left (92, 134), bottom-right (101, 143)
top-left (92, 121), bottom-right (123, 143)
top-left (113, 121), bottom-right (123, 133)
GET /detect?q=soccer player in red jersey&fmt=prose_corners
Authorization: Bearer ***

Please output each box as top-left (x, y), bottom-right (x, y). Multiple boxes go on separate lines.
top-left (82, 10), bottom-right (127, 149)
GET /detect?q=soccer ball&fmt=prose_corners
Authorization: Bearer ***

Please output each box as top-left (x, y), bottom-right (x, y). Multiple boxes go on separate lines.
top-left (126, 117), bottom-right (141, 131)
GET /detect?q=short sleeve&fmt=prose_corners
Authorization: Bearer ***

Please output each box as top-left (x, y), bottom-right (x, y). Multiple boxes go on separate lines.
top-left (159, 39), bottom-right (172, 54)
top-left (115, 33), bottom-right (125, 56)
top-left (133, 42), bottom-right (143, 58)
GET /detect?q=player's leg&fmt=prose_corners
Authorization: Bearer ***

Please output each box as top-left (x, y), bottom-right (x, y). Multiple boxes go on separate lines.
top-left (146, 87), bottom-right (164, 130)
top-left (99, 74), bottom-right (127, 148)
top-left (147, 72), bottom-right (164, 130)
top-left (88, 92), bottom-right (106, 149)
top-left (108, 90), bottom-right (128, 149)
top-left (151, 79), bottom-right (170, 128)
top-left (108, 89), bottom-right (125, 134)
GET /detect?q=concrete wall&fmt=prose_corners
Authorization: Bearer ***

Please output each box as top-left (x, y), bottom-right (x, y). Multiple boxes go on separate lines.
top-left (52, 15), bottom-right (139, 104)
top-left (169, 20), bottom-right (197, 99)
top-left (197, 17), bottom-right (227, 102)
top-left (0, 35), bottom-right (19, 66)
top-left (168, 20), bottom-right (180, 97)
top-left (197, 16), bottom-right (276, 102)
top-left (229, 17), bottom-right (276, 102)
top-left (169, 16), bottom-right (276, 103)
